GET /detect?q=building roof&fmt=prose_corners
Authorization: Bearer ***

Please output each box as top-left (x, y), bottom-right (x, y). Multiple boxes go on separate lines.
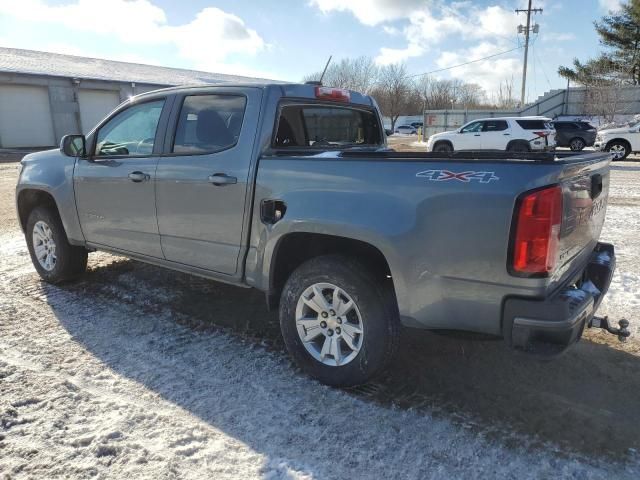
top-left (0, 47), bottom-right (278, 86)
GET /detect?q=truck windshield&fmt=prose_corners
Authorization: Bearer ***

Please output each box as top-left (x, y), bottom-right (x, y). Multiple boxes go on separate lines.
top-left (274, 104), bottom-right (382, 148)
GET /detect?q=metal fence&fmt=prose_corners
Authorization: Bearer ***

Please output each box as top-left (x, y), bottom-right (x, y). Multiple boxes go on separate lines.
top-left (422, 86), bottom-right (640, 138)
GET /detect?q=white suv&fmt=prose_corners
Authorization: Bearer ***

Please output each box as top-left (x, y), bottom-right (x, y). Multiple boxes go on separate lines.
top-left (593, 122), bottom-right (640, 160)
top-left (426, 116), bottom-right (556, 153)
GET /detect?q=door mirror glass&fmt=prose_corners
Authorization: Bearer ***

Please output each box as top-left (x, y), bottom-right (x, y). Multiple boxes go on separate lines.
top-left (60, 134), bottom-right (86, 157)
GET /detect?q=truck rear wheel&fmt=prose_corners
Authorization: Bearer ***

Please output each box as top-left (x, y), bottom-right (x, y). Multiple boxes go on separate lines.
top-left (279, 255), bottom-right (399, 387)
top-left (26, 206), bottom-right (88, 284)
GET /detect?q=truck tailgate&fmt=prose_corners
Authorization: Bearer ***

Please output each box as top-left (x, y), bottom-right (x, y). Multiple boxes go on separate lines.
top-left (552, 157), bottom-right (611, 287)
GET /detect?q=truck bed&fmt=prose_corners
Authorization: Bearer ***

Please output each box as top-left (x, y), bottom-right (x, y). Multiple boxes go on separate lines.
top-left (251, 149), bottom-right (612, 334)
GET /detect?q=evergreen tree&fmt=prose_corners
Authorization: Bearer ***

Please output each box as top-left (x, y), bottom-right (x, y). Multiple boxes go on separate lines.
top-left (559, 0), bottom-right (640, 85)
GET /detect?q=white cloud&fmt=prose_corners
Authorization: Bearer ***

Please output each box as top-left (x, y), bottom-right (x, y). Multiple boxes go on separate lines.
top-left (435, 42), bottom-right (521, 94)
top-left (382, 25), bottom-right (401, 36)
top-left (0, 0), bottom-right (266, 74)
top-left (477, 5), bottom-right (520, 39)
top-left (376, 43), bottom-right (424, 65)
top-left (310, 0), bottom-right (525, 94)
top-left (598, 0), bottom-right (623, 12)
top-left (309, 0), bottom-right (426, 26)
top-left (544, 32), bottom-right (576, 42)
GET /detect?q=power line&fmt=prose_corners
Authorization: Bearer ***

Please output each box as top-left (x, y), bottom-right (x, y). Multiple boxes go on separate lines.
top-left (407, 46), bottom-right (523, 78)
top-left (533, 43), bottom-right (553, 90)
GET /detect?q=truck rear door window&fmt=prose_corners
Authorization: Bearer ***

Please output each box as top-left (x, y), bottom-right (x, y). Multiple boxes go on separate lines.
top-left (274, 105), bottom-right (382, 148)
top-left (173, 94), bottom-right (246, 154)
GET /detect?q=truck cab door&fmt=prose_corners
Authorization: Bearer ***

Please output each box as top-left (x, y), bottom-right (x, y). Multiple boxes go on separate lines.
top-left (155, 87), bottom-right (262, 277)
top-left (479, 120), bottom-right (511, 150)
top-left (74, 96), bottom-right (171, 257)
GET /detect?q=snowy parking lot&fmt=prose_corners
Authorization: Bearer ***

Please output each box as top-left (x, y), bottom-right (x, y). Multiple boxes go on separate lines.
top-left (1, 158), bottom-right (639, 479)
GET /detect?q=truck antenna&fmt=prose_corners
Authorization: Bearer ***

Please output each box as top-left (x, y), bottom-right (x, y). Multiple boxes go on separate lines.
top-left (319, 55), bottom-right (332, 84)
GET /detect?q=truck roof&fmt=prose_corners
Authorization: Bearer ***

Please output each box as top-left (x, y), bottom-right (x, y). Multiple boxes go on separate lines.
top-left (134, 83), bottom-right (376, 107)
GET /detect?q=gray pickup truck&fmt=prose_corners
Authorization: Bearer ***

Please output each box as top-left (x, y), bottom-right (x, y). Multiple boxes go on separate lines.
top-left (16, 83), bottom-right (624, 387)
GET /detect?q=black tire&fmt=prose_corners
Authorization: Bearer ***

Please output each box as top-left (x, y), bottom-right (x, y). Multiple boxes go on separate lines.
top-left (606, 140), bottom-right (630, 160)
top-left (279, 255), bottom-right (400, 387)
top-left (568, 137), bottom-right (586, 151)
top-left (433, 142), bottom-right (453, 153)
top-left (507, 141), bottom-right (530, 153)
top-left (26, 206), bottom-right (88, 284)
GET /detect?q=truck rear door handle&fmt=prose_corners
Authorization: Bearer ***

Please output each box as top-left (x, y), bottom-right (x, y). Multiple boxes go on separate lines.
top-left (503, 133), bottom-right (510, 135)
top-left (208, 173), bottom-right (237, 186)
top-left (474, 134), bottom-right (481, 136)
top-left (128, 171), bottom-right (149, 182)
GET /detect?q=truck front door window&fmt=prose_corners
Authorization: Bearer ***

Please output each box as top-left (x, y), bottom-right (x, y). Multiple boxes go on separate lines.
top-left (95, 100), bottom-right (164, 157)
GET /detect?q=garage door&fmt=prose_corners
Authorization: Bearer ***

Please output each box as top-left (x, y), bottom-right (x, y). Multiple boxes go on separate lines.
top-left (0, 85), bottom-right (56, 148)
top-left (78, 90), bottom-right (121, 134)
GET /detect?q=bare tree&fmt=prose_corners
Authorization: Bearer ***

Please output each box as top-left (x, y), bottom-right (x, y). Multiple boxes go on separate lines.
top-left (455, 82), bottom-right (486, 109)
top-left (370, 63), bottom-right (413, 130)
top-left (412, 76), bottom-right (488, 110)
top-left (491, 77), bottom-right (519, 109)
top-left (303, 56), bottom-right (379, 94)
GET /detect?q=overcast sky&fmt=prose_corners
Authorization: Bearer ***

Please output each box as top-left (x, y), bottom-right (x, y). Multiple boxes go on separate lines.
top-left (0, 0), bottom-right (625, 101)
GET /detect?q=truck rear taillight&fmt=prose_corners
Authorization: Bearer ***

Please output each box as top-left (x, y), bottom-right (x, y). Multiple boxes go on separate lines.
top-left (511, 185), bottom-right (563, 276)
top-left (315, 86), bottom-right (350, 102)
top-left (533, 131), bottom-right (549, 138)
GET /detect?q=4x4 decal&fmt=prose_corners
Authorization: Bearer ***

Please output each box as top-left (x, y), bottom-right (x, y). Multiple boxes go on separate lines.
top-left (416, 169), bottom-right (499, 183)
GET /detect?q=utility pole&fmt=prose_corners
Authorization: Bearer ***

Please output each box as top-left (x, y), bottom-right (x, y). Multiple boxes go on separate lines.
top-left (516, 0), bottom-right (542, 107)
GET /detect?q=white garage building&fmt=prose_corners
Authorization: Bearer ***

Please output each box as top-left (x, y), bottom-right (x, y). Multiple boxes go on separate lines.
top-left (0, 47), bottom-right (270, 148)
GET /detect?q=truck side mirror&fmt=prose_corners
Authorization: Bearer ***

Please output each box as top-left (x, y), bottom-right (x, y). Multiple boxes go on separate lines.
top-left (60, 134), bottom-right (86, 157)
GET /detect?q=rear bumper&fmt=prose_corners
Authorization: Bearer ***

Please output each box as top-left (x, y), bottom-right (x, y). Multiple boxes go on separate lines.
top-left (502, 242), bottom-right (615, 355)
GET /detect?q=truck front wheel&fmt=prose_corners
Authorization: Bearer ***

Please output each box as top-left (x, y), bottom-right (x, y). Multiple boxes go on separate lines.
top-left (279, 255), bottom-right (399, 387)
top-left (26, 206), bottom-right (88, 284)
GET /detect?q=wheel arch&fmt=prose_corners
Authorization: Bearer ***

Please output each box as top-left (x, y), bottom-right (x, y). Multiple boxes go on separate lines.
top-left (605, 138), bottom-right (632, 151)
top-left (432, 139), bottom-right (453, 150)
top-left (17, 188), bottom-right (60, 233)
top-left (506, 139), bottom-right (531, 151)
top-left (267, 232), bottom-right (397, 310)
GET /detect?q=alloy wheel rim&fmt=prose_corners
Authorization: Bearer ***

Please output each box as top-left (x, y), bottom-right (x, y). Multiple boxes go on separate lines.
top-left (570, 139), bottom-right (584, 151)
top-left (295, 282), bottom-right (364, 367)
top-left (33, 220), bottom-right (57, 271)
top-left (610, 144), bottom-right (626, 159)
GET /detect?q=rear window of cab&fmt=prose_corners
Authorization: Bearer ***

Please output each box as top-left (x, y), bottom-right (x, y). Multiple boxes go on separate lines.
top-left (273, 104), bottom-right (382, 148)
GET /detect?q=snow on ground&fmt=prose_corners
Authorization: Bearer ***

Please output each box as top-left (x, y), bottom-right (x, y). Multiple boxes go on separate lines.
top-left (1, 162), bottom-right (640, 479)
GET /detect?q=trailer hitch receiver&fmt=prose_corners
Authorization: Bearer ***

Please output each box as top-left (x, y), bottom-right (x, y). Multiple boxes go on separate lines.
top-left (589, 316), bottom-right (631, 342)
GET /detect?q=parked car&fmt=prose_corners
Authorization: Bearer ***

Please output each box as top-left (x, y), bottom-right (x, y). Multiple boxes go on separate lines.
top-left (395, 125), bottom-right (417, 135)
top-left (17, 84), bottom-right (617, 387)
top-left (426, 116), bottom-right (556, 152)
top-left (593, 122), bottom-right (640, 159)
top-left (553, 120), bottom-right (597, 151)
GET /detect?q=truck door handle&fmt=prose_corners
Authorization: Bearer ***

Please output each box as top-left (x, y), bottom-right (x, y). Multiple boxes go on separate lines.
top-left (128, 171), bottom-right (149, 182)
top-left (208, 173), bottom-right (237, 186)
top-left (503, 133), bottom-right (511, 135)
top-left (474, 134), bottom-right (481, 136)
